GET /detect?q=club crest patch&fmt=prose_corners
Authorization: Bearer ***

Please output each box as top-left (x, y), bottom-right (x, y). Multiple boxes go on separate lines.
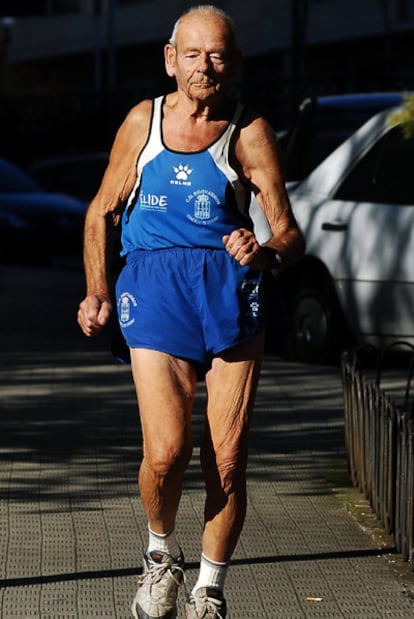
top-left (118, 291), bottom-right (137, 328)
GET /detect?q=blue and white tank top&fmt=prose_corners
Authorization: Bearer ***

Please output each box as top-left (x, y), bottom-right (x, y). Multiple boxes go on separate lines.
top-left (120, 96), bottom-right (251, 254)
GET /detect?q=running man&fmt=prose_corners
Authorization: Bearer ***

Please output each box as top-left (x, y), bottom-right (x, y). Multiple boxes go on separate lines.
top-left (77, 5), bottom-right (305, 618)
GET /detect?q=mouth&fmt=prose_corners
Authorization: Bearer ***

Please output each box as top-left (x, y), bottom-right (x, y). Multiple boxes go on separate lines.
top-left (193, 82), bottom-right (216, 89)
top-left (192, 79), bottom-right (215, 86)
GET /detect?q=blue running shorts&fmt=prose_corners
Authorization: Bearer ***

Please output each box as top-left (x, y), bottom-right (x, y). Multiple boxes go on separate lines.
top-left (115, 248), bottom-right (265, 363)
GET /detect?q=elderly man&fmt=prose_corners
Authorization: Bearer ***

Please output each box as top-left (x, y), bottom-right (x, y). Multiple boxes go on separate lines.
top-left (78, 4), bottom-right (304, 618)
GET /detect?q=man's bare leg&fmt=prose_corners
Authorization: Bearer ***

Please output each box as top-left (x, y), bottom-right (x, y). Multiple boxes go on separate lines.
top-left (130, 348), bottom-right (197, 534)
top-left (130, 349), bottom-right (197, 618)
top-left (201, 333), bottom-right (264, 563)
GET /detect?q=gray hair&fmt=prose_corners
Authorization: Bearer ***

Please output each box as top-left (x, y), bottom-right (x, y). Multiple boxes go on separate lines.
top-left (169, 5), bottom-right (236, 49)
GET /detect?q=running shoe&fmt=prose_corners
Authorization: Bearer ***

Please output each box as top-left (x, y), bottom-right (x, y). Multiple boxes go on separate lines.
top-left (131, 550), bottom-right (185, 619)
top-left (185, 587), bottom-right (227, 619)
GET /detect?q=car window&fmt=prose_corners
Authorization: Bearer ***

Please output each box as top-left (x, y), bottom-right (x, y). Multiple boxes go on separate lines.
top-left (285, 95), bottom-right (404, 182)
top-left (0, 158), bottom-right (40, 193)
top-left (285, 107), bottom-right (358, 181)
top-left (304, 128), bottom-right (352, 175)
top-left (334, 126), bottom-right (414, 205)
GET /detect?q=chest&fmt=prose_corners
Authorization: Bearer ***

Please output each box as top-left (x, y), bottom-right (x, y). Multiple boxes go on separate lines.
top-left (162, 116), bottom-right (229, 153)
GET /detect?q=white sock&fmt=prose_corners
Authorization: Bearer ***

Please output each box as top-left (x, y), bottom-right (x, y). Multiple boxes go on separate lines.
top-left (192, 553), bottom-right (228, 593)
top-left (147, 525), bottom-right (181, 559)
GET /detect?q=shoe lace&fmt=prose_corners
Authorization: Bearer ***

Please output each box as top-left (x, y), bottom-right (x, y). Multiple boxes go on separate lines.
top-left (139, 559), bottom-right (185, 600)
top-left (194, 593), bottom-right (225, 619)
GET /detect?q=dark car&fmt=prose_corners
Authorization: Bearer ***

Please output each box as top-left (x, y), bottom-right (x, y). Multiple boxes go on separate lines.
top-left (0, 157), bottom-right (86, 267)
top-left (29, 152), bottom-right (109, 203)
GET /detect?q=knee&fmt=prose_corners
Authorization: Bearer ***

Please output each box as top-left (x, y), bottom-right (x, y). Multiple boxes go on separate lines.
top-left (219, 451), bottom-right (247, 491)
top-left (202, 444), bottom-right (248, 494)
top-left (145, 440), bottom-right (192, 479)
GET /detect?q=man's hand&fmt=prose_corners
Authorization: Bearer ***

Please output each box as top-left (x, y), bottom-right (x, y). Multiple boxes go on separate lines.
top-left (77, 294), bottom-right (112, 337)
top-left (223, 228), bottom-right (259, 265)
top-left (223, 228), bottom-right (269, 269)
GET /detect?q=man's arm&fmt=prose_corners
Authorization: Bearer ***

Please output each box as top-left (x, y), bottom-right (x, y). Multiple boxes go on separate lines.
top-left (223, 110), bottom-right (305, 270)
top-left (77, 100), bottom-right (152, 337)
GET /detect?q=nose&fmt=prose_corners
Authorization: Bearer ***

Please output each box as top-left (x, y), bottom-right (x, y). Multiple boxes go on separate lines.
top-left (196, 51), bottom-right (210, 73)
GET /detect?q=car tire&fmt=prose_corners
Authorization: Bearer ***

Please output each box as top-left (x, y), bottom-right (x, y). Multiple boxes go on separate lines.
top-left (283, 284), bottom-right (339, 364)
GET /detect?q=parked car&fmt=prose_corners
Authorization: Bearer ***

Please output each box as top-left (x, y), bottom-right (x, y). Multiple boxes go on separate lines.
top-left (283, 93), bottom-right (404, 185)
top-left (270, 103), bottom-right (414, 363)
top-left (0, 157), bottom-right (87, 266)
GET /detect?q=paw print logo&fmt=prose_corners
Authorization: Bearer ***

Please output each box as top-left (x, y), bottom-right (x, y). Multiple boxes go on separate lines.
top-left (250, 301), bottom-right (260, 317)
top-left (173, 163), bottom-right (193, 181)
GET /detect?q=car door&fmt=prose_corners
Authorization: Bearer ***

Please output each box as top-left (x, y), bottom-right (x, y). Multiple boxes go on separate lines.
top-left (316, 125), bottom-right (414, 341)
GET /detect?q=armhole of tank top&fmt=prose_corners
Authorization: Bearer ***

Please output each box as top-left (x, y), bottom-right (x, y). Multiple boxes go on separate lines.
top-left (125, 97), bottom-right (160, 217)
top-left (136, 96), bottom-right (162, 170)
top-left (218, 102), bottom-right (246, 165)
top-left (213, 102), bottom-right (250, 220)
top-left (224, 103), bottom-right (248, 184)
top-left (228, 104), bottom-right (251, 216)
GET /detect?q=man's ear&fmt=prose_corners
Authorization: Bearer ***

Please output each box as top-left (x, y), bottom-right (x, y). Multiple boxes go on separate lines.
top-left (164, 44), bottom-right (176, 77)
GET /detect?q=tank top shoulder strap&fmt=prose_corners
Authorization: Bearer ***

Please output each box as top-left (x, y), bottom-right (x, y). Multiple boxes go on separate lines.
top-left (125, 96), bottom-right (164, 214)
top-left (136, 96), bottom-right (164, 174)
top-left (145, 96), bottom-right (164, 153)
top-left (208, 102), bottom-right (246, 160)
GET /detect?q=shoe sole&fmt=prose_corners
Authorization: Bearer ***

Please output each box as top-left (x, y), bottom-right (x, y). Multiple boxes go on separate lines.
top-left (131, 602), bottom-right (177, 619)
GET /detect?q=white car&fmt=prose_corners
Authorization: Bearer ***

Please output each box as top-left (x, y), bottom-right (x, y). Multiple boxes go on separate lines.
top-left (274, 105), bottom-right (414, 363)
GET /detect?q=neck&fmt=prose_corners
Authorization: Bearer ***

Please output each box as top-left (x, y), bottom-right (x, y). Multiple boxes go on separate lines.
top-left (168, 91), bottom-right (232, 122)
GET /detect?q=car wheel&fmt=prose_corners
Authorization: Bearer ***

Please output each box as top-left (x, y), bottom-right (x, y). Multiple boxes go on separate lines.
top-left (285, 285), bottom-right (337, 364)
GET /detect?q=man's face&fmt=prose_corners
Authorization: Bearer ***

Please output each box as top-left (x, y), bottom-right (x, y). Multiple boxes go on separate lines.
top-left (165, 13), bottom-right (240, 102)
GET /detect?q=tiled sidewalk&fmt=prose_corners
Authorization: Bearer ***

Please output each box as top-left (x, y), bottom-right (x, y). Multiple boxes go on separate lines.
top-left (1, 265), bottom-right (414, 618)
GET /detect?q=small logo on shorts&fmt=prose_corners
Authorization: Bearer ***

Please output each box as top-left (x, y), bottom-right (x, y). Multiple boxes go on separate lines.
top-left (241, 281), bottom-right (261, 318)
top-left (118, 292), bottom-right (137, 328)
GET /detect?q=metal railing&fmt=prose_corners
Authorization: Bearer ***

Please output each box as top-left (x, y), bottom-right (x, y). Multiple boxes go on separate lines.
top-left (341, 343), bottom-right (414, 565)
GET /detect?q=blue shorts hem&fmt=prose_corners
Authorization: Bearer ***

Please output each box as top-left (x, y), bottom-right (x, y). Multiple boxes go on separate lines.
top-left (210, 329), bottom-right (265, 356)
top-left (124, 340), bottom-right (207, 364)
top-left (124, 332), bottom-right (264, 364)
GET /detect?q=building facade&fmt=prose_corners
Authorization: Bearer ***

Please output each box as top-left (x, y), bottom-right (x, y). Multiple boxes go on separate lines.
top-left (0, 0), bottom-right (413, 162)
top-left (2, 1), bottom-right (414, 95)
